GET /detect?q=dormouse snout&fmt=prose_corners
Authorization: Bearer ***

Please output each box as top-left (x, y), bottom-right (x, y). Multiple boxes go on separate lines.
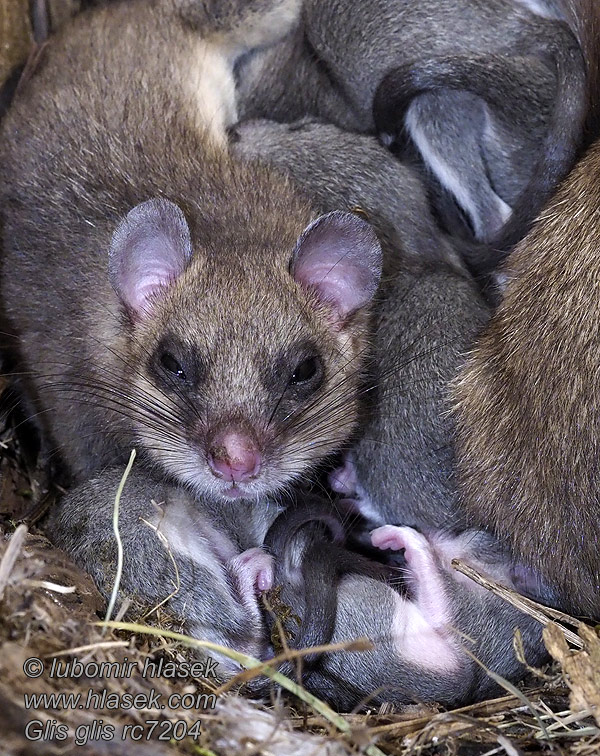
top-left (208, 430), bottom-right (262, 483)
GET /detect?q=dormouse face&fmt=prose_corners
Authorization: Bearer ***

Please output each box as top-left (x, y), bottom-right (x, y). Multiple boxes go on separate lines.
top-left (109, 198), bottom-right (382, 502)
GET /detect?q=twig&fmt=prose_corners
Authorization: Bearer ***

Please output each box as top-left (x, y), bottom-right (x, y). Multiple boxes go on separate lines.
top-left (47, 641), bottom-right (130, 657)
top-left (103, 449), bottom-right (136, 633)
top-left (216, 637), bottom-right (372, 694)
top-left (98, 620), bottom-right (387, 756)
top-left (139, 516), bottom-right (181, 620)
top-left (452, 559), bottom-right (583, 648)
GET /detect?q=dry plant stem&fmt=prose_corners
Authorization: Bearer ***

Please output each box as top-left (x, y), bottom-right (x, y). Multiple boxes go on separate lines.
top-left (513, 628), bottom-right (558, 683)
top-left (452, 559), bottom-right (584, 647)
top-left (496, 734), bottom-right (522, 756)
top-left (216, 638), bottom-right (373, 694)
top-left (47, 641), bottom-right (131, 657)
top-left (420, 711), bottom-right (517, 746)
top-left (0, 523), bottom-right (27, 599)
top-left (99, 621), bottom-right (387, 756)
top-left (103, 448), bottom-right (136, 633)
top-left (139, 516), bottom-right (181, 620)
top-left (367, 692), bottom-right (548, 737)
top-left (26, 579), bottom-right (75, 593)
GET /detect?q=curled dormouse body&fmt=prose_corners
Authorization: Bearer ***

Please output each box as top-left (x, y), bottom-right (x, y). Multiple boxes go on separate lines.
top-left (231, 117), bottom-right (466, 271)
top-left (327, 258), bottom-right (488, 533)
top-left (316, 525), bottom-right (547, 708)
top-left (236, 0), bottom-right (585, 245)
top-left (258, 495), bottom-right (392, 679)
top-left (261, 503), bottom-right (547, 708)
top-left (372, 19), bottom-right (586, 245)
top-left (237, 0), bottom-right (578, 129)
top-left (47, 467), bottom-right (281, 675)
top-left (0, 0), bottom-right (382, 504)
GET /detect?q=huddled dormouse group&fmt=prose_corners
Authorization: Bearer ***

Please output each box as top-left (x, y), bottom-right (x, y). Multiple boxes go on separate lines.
top-left (1, 0), bottom-right (598, 708)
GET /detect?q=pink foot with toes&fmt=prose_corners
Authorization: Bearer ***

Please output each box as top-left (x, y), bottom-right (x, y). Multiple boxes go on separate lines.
top-left (371, 525), bottom-right (460, 672)
top-left (329, 456), bottom-right (358, 496)
top-left (228, 548), bottom-right (274, 620)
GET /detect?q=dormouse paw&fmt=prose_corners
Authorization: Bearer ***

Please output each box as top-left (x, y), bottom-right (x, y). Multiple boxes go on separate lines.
top-left (371, 525), bottom-right (453, 629)
top-left (228, 547), bottom-right (274, 618)
top-left (371, 524), bottom-right (430, 561)
top-left (328, 456), bottom-right (358, 497)
top-left (371, 524), bottom-right (443, 583)
top-left (371, 525), bottom-right (460, 671)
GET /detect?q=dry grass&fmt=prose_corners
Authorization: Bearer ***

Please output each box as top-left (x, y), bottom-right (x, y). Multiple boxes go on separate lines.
top-left (1, 7), bottom-right (599, 754)
top-left (1, 512), bottom-right (599, 756)
top-left (0, 379), bottom-right (599, 756)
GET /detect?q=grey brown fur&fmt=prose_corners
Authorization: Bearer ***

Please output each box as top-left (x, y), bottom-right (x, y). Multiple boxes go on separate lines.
top-left (232, 118), bottom-right (489, 530)
top-left (259, 497), bottom-right (390, 673)
top-left (455, 137), bottom-right (600, 617)
top-left (340, 262), bottom-right (489, 533)
top-left (453, 0), bottom-right (600, 617)
top-left (236, 0), bottom-right (585, 244)
top-left (0, 0), bottom-right (382, 503)
top-left (232, 117), bottom-right (464, 270)
top-left (47, 467), bottom-right (280, 674)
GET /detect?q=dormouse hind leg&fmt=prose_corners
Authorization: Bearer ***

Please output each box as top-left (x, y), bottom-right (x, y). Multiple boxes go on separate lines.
top-left (371, 525), bottom-right (461, 672)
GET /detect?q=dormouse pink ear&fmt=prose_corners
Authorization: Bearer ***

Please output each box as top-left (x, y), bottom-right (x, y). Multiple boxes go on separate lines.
top-left (291, 211), bottom-right (382, 322)
top-left (109, 198), bottom-right (193, 317)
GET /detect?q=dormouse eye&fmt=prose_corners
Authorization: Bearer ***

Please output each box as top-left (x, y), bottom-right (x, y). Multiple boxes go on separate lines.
top-left (290, 356), bottom-right (320, 385)
top-left (160, 352), bottom-right (187, 380)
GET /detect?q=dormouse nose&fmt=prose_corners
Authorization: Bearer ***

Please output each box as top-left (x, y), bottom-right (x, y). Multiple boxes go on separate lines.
top-left (207, 431), bottom-right (261, 483)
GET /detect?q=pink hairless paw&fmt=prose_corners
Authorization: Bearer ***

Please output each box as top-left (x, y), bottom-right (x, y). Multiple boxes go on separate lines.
top-left (370, 525), bottom-right (460, 671)
top-left (371, 525), bottom-right (444, 608)
top-left (371, 525), bottom-right (434, 575)
top-left (228, 548), bottom-right (274, 618)
top-left (328, 456), bottom-right (358, 496)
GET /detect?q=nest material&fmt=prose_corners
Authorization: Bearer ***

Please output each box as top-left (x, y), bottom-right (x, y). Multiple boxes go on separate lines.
top-left (1, 4), bottom-right (600, 755)
top-left (0, 364), bottom-right (598, 755)
top-left (1, 518), bottom-right (599, 756)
